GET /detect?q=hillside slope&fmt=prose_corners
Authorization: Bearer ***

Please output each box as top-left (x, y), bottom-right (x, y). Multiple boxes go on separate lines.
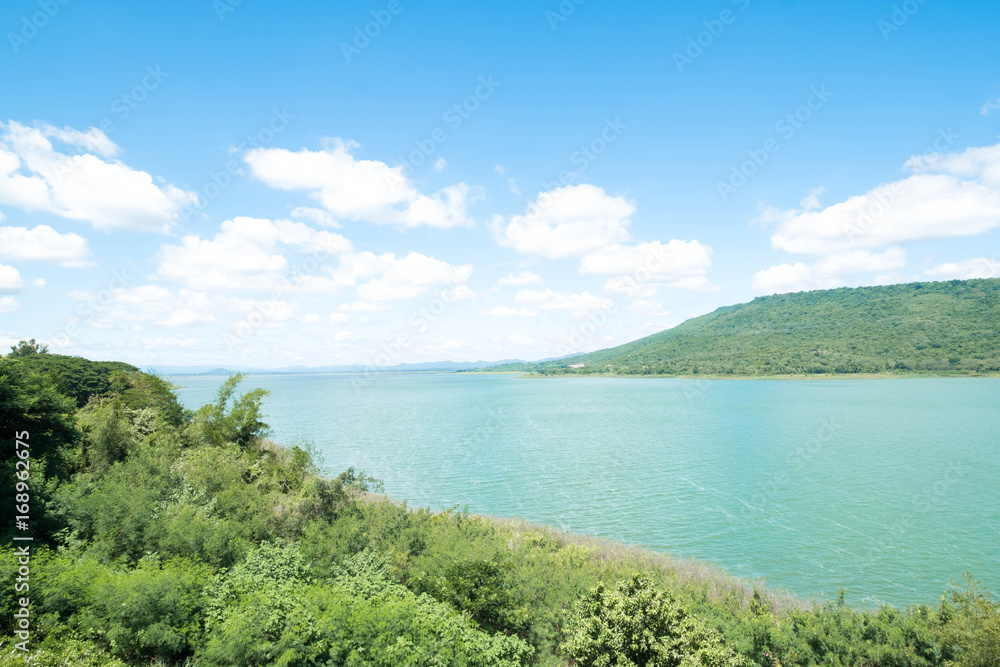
top-left (499, 278), bottom-right (1000, 376)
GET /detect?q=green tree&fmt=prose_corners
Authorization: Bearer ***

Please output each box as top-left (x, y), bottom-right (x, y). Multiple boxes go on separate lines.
top-left (193, 374), bottom-right (270, 450)
top-left (10, 353), bottom-right (139, 407)
top-left (442, 558), bottom-right (526, 635)
top-left (563, 575), bottom-right (747, 667)
top-left (7, 338), bottom-right (49, 358)
top-left (938, 575), bottom-right (1000, 667)
top-left (0, 358), bottom-right (80, 542)
top-left (77, 397), bottom-right (140, 473)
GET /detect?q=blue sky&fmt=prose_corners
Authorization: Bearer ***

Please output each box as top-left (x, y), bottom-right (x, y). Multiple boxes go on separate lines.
top-left (1, 0), bottom-right (999, 367)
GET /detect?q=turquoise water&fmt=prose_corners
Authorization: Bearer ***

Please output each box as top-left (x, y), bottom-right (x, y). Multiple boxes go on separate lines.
top-left (169, 373), bottom-right (999, 607)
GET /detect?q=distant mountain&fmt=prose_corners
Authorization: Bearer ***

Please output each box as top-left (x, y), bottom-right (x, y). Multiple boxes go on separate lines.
top-left (489, 278), bottom-right (1000, 377)
top-left (152, 359), bottom-right (529, 376)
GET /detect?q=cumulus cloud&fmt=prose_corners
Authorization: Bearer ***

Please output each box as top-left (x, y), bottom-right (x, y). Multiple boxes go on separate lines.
top-left (245, 138), bottom-right (480, 228)
top-left (67, 285), bottom-right (217, 329)
top-left (497, 184), bottom-right (634, 258)
top-left (497, 270), bottom-right (542, 287)
top-left (157, 217), bottom-right (352, 291)
top-left (339, 301), bottom-right (390, 312)
top-left (580, 240), bottom-right (715, 291)
top-left (0, 296), bottom-right (19, 313)
top-left (0, 264), bottom-right (23, 292)
top-left (812, 247), bottom-right (907, 276)
top-left (290, 206), bottom-right (339, 228)
top-left (355, 252), bottom-right (473, 301)
top-left (231, 297), bottom-right (295, 326)
top-left (0, 224), bottom-right (91, 267)
top-left (514, 288), bottom-right (614, 314)
top-left (487, 306), bottom-right (536, 317)
top-left (761, 141), bottom-right (1000, 255)
top-left (0, 121), bottom-right (198, 232)
top-left (753, 248), bottom-right (908, 295)
top-left (924, 257), bottom-right (1000, 280)
top-left (752, 263), bottom-right (830, 295)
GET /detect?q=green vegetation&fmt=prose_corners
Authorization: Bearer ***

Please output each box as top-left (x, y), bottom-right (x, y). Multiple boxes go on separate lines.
top-left (2, 346), bottom-right (999, 665)
top-left (493, 279), bottom-right (1000, 377)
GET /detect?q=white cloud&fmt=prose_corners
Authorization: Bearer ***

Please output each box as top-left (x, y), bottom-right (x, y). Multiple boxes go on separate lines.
top-left (762, 141), bottom-right (1000, 254)
top-left (0, 121), bottom-right (198, 232)
top-left (0, 265), bottom-right (23, 292)
top-left (752, 248), bottom-right (908, 295)
top-left (245, 138), bottom-right (480, 228)
top-left (924, 257), bottom-right (1000, 280)
top-left (488, 306), bottom-right (536, 317)
top-left (982, 97), bottom-right (1000, 116)
top-left (629, 299), bottom-right (668, 314)
top-left (32, 278), bottom-right (46, 288)
top-left (127, 336), bottom-right (202, 350)
top-left (497, 184), bottom-right (634, 258)
top-left (290, 206), bottom-right (339, 228)
top-left (0, 224), bottom-right (92, 266)
top-left (905, 143), bottom-right (1000, 187)
top-left (580, 240), bottom-right (714, 290)
top-left (355, 252), bottom-right (473, 301)
top-left (752, 263), bottom-right (823, 295)
top-left (497, 270), bottom-right (542, 287)
top-left (339, 301), bottom-right (390, 312)
top-left (68, 285), bottom-right (217, 329)
top-left (434, 157), bottom-right (446, 171)
top-left (329, 313), bottom-right (350, 324)
top-left (491, 166), bottom-right (520, 194)
top-left (814, 247), bottom-right (907, 276)
top-left (157, 217), bottom-right (352, 291)
top-left (444, 284), bottom-right (475, 302)
top-left (0, 296), bottom-right (19, 313)
top-left (515, 288), bottom-right (614, 314)
top-left (602, 275), bottom-right (658, 298)
top-left (40, 124), bottom-right (119, 157)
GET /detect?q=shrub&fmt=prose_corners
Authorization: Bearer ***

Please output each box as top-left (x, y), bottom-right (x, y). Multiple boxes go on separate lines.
top-left (562, 574), bottom-right (747, 667)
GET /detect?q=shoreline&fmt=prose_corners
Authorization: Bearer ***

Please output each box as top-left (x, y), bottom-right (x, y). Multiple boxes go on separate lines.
top-left (463, 370), bottom-right (1000, 380)
top-left (356, 488), bottom-right (813, 612)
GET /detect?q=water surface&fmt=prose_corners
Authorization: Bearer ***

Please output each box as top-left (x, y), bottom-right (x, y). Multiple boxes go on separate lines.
top-left (169, 373), bottom-right (1000, 607)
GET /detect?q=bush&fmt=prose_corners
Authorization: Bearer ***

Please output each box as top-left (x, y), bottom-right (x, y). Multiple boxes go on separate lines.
top-left (198, 546), bottom-right (534, 667)
top-left (440, 558), bottom-right (527, 635)
top-left (30, 552), bottom-right (210, 663)
top-left (562, 574), bottom-right (747, 667)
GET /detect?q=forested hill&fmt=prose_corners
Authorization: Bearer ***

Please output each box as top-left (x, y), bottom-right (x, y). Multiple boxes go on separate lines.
top-left (496, 278), bottom-right (1000, 377)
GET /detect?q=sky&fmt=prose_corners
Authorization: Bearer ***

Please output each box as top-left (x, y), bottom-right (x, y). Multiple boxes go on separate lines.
top-left (1, 0), bottom-right (999, 368)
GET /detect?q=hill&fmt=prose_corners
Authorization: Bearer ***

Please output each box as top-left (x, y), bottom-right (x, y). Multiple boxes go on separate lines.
top-left (494, 278), bottom-right (1000, 377)
top-left (10, 353), bottom-right (141, 406)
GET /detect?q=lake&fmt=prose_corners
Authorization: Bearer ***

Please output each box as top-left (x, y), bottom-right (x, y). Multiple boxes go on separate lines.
top-left (168, 372), bottom-right (999, 607)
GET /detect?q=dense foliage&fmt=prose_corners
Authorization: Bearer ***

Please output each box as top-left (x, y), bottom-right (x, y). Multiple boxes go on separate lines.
top-left (8, 350), bottom-right (140, 407)
top-left (493, 279), bottom-right (1000, 376)
top-left (2, 348), bottom-right (998, 665)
